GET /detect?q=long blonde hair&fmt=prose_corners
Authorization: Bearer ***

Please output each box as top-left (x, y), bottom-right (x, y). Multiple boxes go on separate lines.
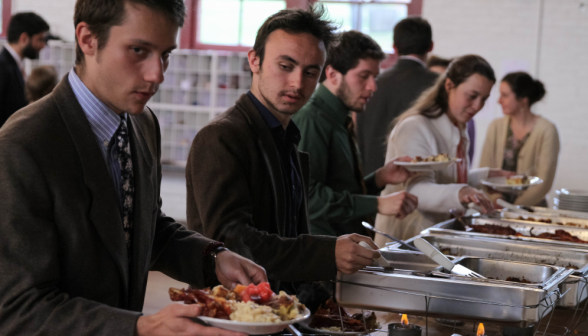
top-left (389, 54), bottom-right (495, 135)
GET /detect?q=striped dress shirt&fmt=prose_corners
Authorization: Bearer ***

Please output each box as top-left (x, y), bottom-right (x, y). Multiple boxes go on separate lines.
top-left (68, 69), bottom-right (128, 211)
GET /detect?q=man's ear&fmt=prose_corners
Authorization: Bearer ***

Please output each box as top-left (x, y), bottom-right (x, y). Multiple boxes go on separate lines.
top-left (248, 49), bottom-right (261, 74)
top-left (18, 32), bottom-right (30, 46)
top-left (76, 22), bottom-right (98, 60)
top-left (325, 65), bottom-right (341, 86)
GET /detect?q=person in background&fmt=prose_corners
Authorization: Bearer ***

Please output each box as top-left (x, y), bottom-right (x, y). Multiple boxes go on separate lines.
top-left (356, 17), bottom-right (438, 174)
top-left (480, 72), bottom-right (558, 207)
top-left (293, 30), bottom-right (418, 237)
top-left (374, 55), bottom-right (514, 243)
top-left (426, 54), bottom-right (451, 74)
top-left (25, 65), bottom-right (58, 103)
top-left (0, 1), bottom-right (267, 335)
top-left (186, 6), bottom-right (382, 309)
top-left (0, 12), bottom-right (49, 127)
top-left (427, 55), bottom-right (476, 166)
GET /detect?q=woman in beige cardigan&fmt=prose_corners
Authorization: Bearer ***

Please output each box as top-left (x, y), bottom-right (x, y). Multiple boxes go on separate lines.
top-left (374, 55), bottom-right (513, 244)
top-left (480, 72), bottom-right (559, 206)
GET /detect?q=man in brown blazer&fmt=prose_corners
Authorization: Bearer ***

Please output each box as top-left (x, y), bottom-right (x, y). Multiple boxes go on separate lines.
top-left (0, 1), bottom-right (265, 335)
top-left (186, 6), bottom-right (382, 300)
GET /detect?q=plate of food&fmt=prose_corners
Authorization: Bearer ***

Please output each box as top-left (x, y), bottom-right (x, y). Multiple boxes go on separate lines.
top-left (395, 153), bottom-right (461, 172)
top-left (481, 175), bottom-right (543, 193)
top-left (169, 282), bottom-right (310, 335)
top-left (299, 299), bottom-right (378, 335)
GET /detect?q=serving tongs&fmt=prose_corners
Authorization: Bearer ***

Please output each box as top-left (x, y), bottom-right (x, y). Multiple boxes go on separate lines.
top-left (362, 221), bottom-right (419, 252)
top-left (413, 238), bottom-right (487, 279)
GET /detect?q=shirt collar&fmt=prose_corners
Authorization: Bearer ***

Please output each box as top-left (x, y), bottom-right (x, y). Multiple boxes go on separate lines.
top-left (5, 45), bottom-right (24, 71)
top-left (68, 68), bottom-right (126, 147)
top-left (246, 91), bottom-right (300, 145)
top-left (399, 55), bottom-right (427, 68)
top-left (312, 84), bottom-right (350, 126)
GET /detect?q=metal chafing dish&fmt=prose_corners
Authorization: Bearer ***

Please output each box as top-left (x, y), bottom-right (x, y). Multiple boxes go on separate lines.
top-left (422, 217), bottom-right (588, 249)
top-left (335, 256), bottom-right (573, 326)
top-left (499, 211), bottom-right (588, 229)
top-left (384, 234), bottom-right (588, 307)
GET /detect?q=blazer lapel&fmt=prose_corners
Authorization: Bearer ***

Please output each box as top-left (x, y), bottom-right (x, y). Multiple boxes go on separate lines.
top-left (127, 115), bottom-right (154, 307)
top-left (235, 94), bottom-right (287, 236)
top-left (52, 76), bottom-right (130, 297)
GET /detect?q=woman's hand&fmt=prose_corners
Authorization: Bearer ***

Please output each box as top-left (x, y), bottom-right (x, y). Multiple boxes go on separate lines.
top-left (459, 186), bottom-right (494, 213)
top-left (488, 169), bottom-right (516, 178)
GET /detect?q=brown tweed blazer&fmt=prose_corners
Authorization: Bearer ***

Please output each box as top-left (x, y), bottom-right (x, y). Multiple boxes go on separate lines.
top-left (0, 75), bottom-right (216, 335)
top-left (186, 94), bottom-right (337, 286)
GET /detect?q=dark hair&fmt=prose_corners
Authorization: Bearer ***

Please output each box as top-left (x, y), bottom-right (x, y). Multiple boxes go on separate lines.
top-left (7, 12), bottom-right (50, 44)
top-left (502, 72), bottom-right (546, 106)
top-left (426, 55), bottom-right (452, 69)
top-left (393, 17), bottom-right (432, 56)
top-left (319, 30), bottom-right (386, 82)
top-left (393, 54), bottom-right (495, 128)
top-left (74, 0), bottom-right (185, 65)
top-left (25, 65), bottom-right (58, 103)
top-left (252, 4), bottom-right (338, 68)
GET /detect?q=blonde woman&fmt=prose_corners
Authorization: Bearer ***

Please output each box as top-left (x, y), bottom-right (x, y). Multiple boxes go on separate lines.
top-left (480, 72), bottom-right (559, 207)
top-left (374, 55), bottom-right (512, 244)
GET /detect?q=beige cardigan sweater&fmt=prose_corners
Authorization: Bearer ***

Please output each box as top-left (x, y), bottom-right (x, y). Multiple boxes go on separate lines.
top-left (374, 113), bottom-right (489, 244)
top-left (480, 116), bottom-right (560, 206)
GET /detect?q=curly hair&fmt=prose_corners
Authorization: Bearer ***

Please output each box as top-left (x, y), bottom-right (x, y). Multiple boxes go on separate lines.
top-left (320, 30), bottom-right (386, 82)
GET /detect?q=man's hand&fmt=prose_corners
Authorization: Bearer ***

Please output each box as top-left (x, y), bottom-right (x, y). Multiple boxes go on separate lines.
top-left (375, 156), bottom-right (414, 188)
top-left (215, 250), bottom-right (267, 289)
top-left (488, 169), bottom-right (516, 178)
top-left (335, 234), bottom-right (380, 274)
top-left (459, 186), bottom-right (494, 213)
top-left (377, 191), bottom-right (418, 219)
top-left (136, 304), bottom-right (246, 336)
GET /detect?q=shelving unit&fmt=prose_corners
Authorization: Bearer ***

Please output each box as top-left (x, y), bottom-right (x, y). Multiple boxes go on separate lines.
top-left (25, 41), bottom-right (251, 166)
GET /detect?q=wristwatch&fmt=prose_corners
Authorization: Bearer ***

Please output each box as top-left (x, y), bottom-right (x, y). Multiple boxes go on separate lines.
top-left (203, 243), bottom-right (229, 286)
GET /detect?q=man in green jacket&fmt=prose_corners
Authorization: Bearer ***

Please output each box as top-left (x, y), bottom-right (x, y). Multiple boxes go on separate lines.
top-left (293, 31), bottom-right (418, 236)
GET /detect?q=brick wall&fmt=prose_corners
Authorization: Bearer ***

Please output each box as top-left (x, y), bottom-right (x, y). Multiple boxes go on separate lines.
top-left (423, 0), bottom-right (588, 203)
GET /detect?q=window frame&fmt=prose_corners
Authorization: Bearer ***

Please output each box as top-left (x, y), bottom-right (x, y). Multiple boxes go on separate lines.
top-left (180, 0), bottom-right (422, 52)
top-left (0, 0), bottom-right (12, 39)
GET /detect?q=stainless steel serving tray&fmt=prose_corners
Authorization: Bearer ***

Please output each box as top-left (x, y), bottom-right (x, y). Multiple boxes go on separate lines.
top-left (423, 217), bottom-right (588, 249)
top-left (335, 257), bottom-right (573, 326)
top-left (504, 207), bottom-right (588, 220)
top-left (384, 234), bottom-right (588, 307)
top-left (499, 211), bottom-right (588, 229)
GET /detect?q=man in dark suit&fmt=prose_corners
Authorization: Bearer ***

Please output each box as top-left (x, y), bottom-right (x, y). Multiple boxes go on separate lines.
top-left (357, 17), bottom-right (439, 174)
top-left (0, 12), bottom-right (49, 127)
top-left (186, 6), bottom-right (382, 301)
top-left (0, 1), bottom-right (265, 335)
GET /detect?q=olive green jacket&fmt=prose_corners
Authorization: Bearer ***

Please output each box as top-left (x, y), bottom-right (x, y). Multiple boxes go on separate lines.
top-left (293, 85), bottom-right (381, 236)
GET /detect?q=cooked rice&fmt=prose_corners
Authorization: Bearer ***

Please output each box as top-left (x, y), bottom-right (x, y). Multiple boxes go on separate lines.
top-left (229, 301), bottom-right (281, 323)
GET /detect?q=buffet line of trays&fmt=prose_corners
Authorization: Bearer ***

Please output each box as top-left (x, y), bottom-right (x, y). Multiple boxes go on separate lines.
top-left (334, 208), bottom-right (588, 327)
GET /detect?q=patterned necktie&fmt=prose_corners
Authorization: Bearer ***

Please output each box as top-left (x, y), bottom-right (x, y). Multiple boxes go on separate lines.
top-left (117, 117), bottom-right (134, 255)
top-left (346, 117), bottom-right (367, 195)
top-left (456, 133), bottom-right (468, 184)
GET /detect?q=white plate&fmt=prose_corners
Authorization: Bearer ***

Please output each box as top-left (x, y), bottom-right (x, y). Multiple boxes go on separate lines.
top-left (298, 320), bottom-right (369, 335)
top-left (558, 189), bottom-right (588, 197)
top-left (395, 159), bottom-right (461, 172)
top-left (198, 308), bottom-right (310, 335)
top-left (481, 176), bottom-right (543, 193)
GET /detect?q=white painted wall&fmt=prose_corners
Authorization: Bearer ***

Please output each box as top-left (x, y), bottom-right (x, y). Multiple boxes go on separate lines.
top-left (12, 0), bottom-right (77, 41)
top-left (423, 0), bottom-right (588, 203)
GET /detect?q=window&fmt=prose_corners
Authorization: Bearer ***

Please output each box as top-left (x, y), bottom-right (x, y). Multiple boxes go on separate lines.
top-left (198, 0), bottom-right (286, 47)
top-left (319, 0), bottom-right (409, 53)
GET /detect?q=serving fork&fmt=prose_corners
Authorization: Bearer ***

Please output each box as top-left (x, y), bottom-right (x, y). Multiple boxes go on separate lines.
top-left (413, 238), bottom-right (487, 279)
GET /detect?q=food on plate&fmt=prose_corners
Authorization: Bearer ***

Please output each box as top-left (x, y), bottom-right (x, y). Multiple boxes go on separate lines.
top-left (308, 299), bottom-right (379, 332)
top-left (517, 216), bottom-right (554, 224)
top-left (169, 282), bottom-right (306, 323)
top-left (411, 153), bottom-right (450, 163)
top-left (469, 224), bottom-right (588, 244)
top-left (506, 175), bottom-right (529, 185)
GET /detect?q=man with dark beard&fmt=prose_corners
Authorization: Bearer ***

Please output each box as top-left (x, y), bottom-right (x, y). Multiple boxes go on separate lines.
top-left (293, 31), bottom-right (418, 237)
top-left (0, 12), bottom-right (49, 127)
